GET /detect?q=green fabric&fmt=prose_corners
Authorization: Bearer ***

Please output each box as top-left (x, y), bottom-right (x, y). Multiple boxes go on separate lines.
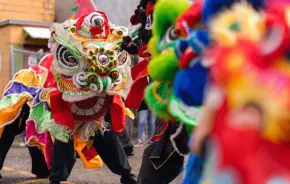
top-left (71, 6), bottom-right (78, 13)
top-left (168, 94), bottom-right (201, 127)
top-left (29, 102), bottom-right (70, 143)
top-left (148, 48), bottom-right (179, 82)
top-left (0, 94), bottom-right (29, 109)
top-left (144, 0), bottom-right (189, 120)
top-left (144, 82), bottom-right (171, 120)
top-left (153, 0), bottom-right (189, 41)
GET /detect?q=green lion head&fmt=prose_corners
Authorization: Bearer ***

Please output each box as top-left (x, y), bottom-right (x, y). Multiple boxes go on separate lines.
top-left (144, 0), bottom-right (189, 120)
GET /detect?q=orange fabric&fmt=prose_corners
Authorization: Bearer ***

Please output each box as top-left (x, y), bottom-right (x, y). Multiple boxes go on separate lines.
top-left (74, 136), bottom-right (103, 169)
top-left (0, 96), bottom-right (28, 129)
top-left (27, 137), bottom-right (46, 159)
top-left (0, 127), bottom-right (4, 138)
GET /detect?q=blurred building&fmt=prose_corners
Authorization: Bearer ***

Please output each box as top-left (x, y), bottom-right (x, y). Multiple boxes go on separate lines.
top-left (0, 0), bottom-right (55, 93)
top-left (55, 0), bottom-right (139, 26)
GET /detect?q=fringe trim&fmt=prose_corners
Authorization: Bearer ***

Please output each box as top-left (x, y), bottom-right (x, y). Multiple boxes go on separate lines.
top-left (27, 118), bottom-right (72, 143)
top-left (170, 123), bottom-right (187, 157)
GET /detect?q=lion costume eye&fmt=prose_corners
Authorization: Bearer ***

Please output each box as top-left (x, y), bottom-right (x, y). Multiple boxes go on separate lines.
top-left (98, 53), bottom-right (110, 66)
top-left (56, 45), bottom-right (79, 69)
top-left (118, 50), bottom-right (128, 66)
top-left (160, 25), bottom-right (178, 45)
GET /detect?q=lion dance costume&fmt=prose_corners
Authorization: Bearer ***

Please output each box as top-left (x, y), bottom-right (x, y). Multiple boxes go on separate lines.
top-left (170, 0), bottom-right (290, 183)
top-left (0, 10), bottom-right (137, 184)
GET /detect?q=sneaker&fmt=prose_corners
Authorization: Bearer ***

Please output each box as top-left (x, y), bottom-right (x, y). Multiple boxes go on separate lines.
top-left (19, 142), bottom-right (26, 147)
top-left (134, 139), bottom-right (143, 147)
top-left (120, 173), bottom-right (137, 184)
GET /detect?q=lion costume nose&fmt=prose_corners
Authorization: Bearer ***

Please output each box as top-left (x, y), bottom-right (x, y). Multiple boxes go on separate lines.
top-left (94, 18), bottom-right (104, 28)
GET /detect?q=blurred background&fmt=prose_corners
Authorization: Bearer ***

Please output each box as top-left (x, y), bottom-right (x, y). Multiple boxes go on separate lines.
top-left (55, 0), bottom-right (139, 25)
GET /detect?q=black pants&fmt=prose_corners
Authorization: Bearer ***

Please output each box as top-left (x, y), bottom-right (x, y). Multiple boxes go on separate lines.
top-left (49, 129), bottom-right (132, 182)
top-left (0, 116), bottom-right (49, 177)
top-left (118, 116), bottom-right (134, 155)
top-left (137, 143), bottom-right (184, 184)
top-left (137, 124), bottom-right (186, 184)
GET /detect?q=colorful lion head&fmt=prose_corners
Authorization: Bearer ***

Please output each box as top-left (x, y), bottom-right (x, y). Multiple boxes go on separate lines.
top-left (48, 11), bottom-right (132, 121)
top-left (144, 0), bottom-right (189, 120)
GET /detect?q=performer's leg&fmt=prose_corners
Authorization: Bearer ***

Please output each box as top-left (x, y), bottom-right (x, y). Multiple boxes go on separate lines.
top-left (28, 146), bottom-right (50, 178)
top-left (137, 142), bottom-right (184, 184)
top-left (137, 110), bottom-right (148, 144)
top-left (49, 139), bottom-right (75, 183)
top-left (0, 125), bottom-right (16, 171)
top-left (93, 130), bottom-right (136, 184)
top-left (148, 112), bottom-right (156, 140)
top-left (119, 116), bottom-right (135, 156)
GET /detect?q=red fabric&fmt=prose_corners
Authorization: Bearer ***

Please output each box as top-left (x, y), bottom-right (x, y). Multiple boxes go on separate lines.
top-left (151, 121), bottom-right (168, 142)
top-left (50, 90), bottom-right (75, 131)
top-left (81, 146), bottom-right (98, 161)
top-left (211, 102), bottom-right (290, 183)
top-left (145, 2), bottom-right (155, 17)
top-left (131, 59), bottom-right (149, 80)
top-left (179, 49), bottom-right (198, 69)
top-left (138, 45), bottom-right (151, 59)
top-left (75, 11), bottom-right (110, 38)
top-left (75, 0), bottom-right (96, 19)
top-left (125, 45), bottom-right (150, 109)
top-left (175, 0), bottom-right (202, 37)
top-left (130, 5), bottom-right (141, 25)
top-left (260, 4), bottom-right (290, 65)
top-left (110, 95), bottom-right (126, 132)
top-left (125, 68), bottom-right (148, 109)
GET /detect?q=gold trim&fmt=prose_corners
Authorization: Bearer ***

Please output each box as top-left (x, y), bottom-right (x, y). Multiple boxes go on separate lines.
top-left (153, 82), bottom-right (166, 103)
top-left (150, 150), bottom-right (176, 170)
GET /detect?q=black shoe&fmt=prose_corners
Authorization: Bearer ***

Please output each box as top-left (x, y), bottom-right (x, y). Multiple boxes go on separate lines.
top-left (120, 173), bottom-right (137, 184)
top-left (49, 181), bottom-right (60, 184)
top-left (125, 150), bottom-right (135, 157)
top-left (36, 175), bottom-right (49, 179)
top-left (124, 146), bottom-right (135, 157)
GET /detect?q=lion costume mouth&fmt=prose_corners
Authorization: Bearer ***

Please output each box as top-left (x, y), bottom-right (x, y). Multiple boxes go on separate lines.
top-left (71, 95), bottom-right (112, 121)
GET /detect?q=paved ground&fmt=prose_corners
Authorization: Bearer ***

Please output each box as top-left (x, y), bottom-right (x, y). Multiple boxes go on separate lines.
top-left (0, 138), bottom-right (183, 184)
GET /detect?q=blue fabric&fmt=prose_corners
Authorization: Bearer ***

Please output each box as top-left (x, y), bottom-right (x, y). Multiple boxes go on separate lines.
top-left (175, 39), bottom-right (189, 59)
top-left (202, 0), bottom-right (266, 28)
top-left (173, 59), bottom-right (208, 106)
top-left (187, 29), bottom-right (210, 54)
top-left (137, 110), bottom-right (156, 140)
top-left (183, 153), bottom-right (203, 184)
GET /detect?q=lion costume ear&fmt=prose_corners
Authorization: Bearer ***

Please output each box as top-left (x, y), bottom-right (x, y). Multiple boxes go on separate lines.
top-left (71, 0), bottom-right (98, 20)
